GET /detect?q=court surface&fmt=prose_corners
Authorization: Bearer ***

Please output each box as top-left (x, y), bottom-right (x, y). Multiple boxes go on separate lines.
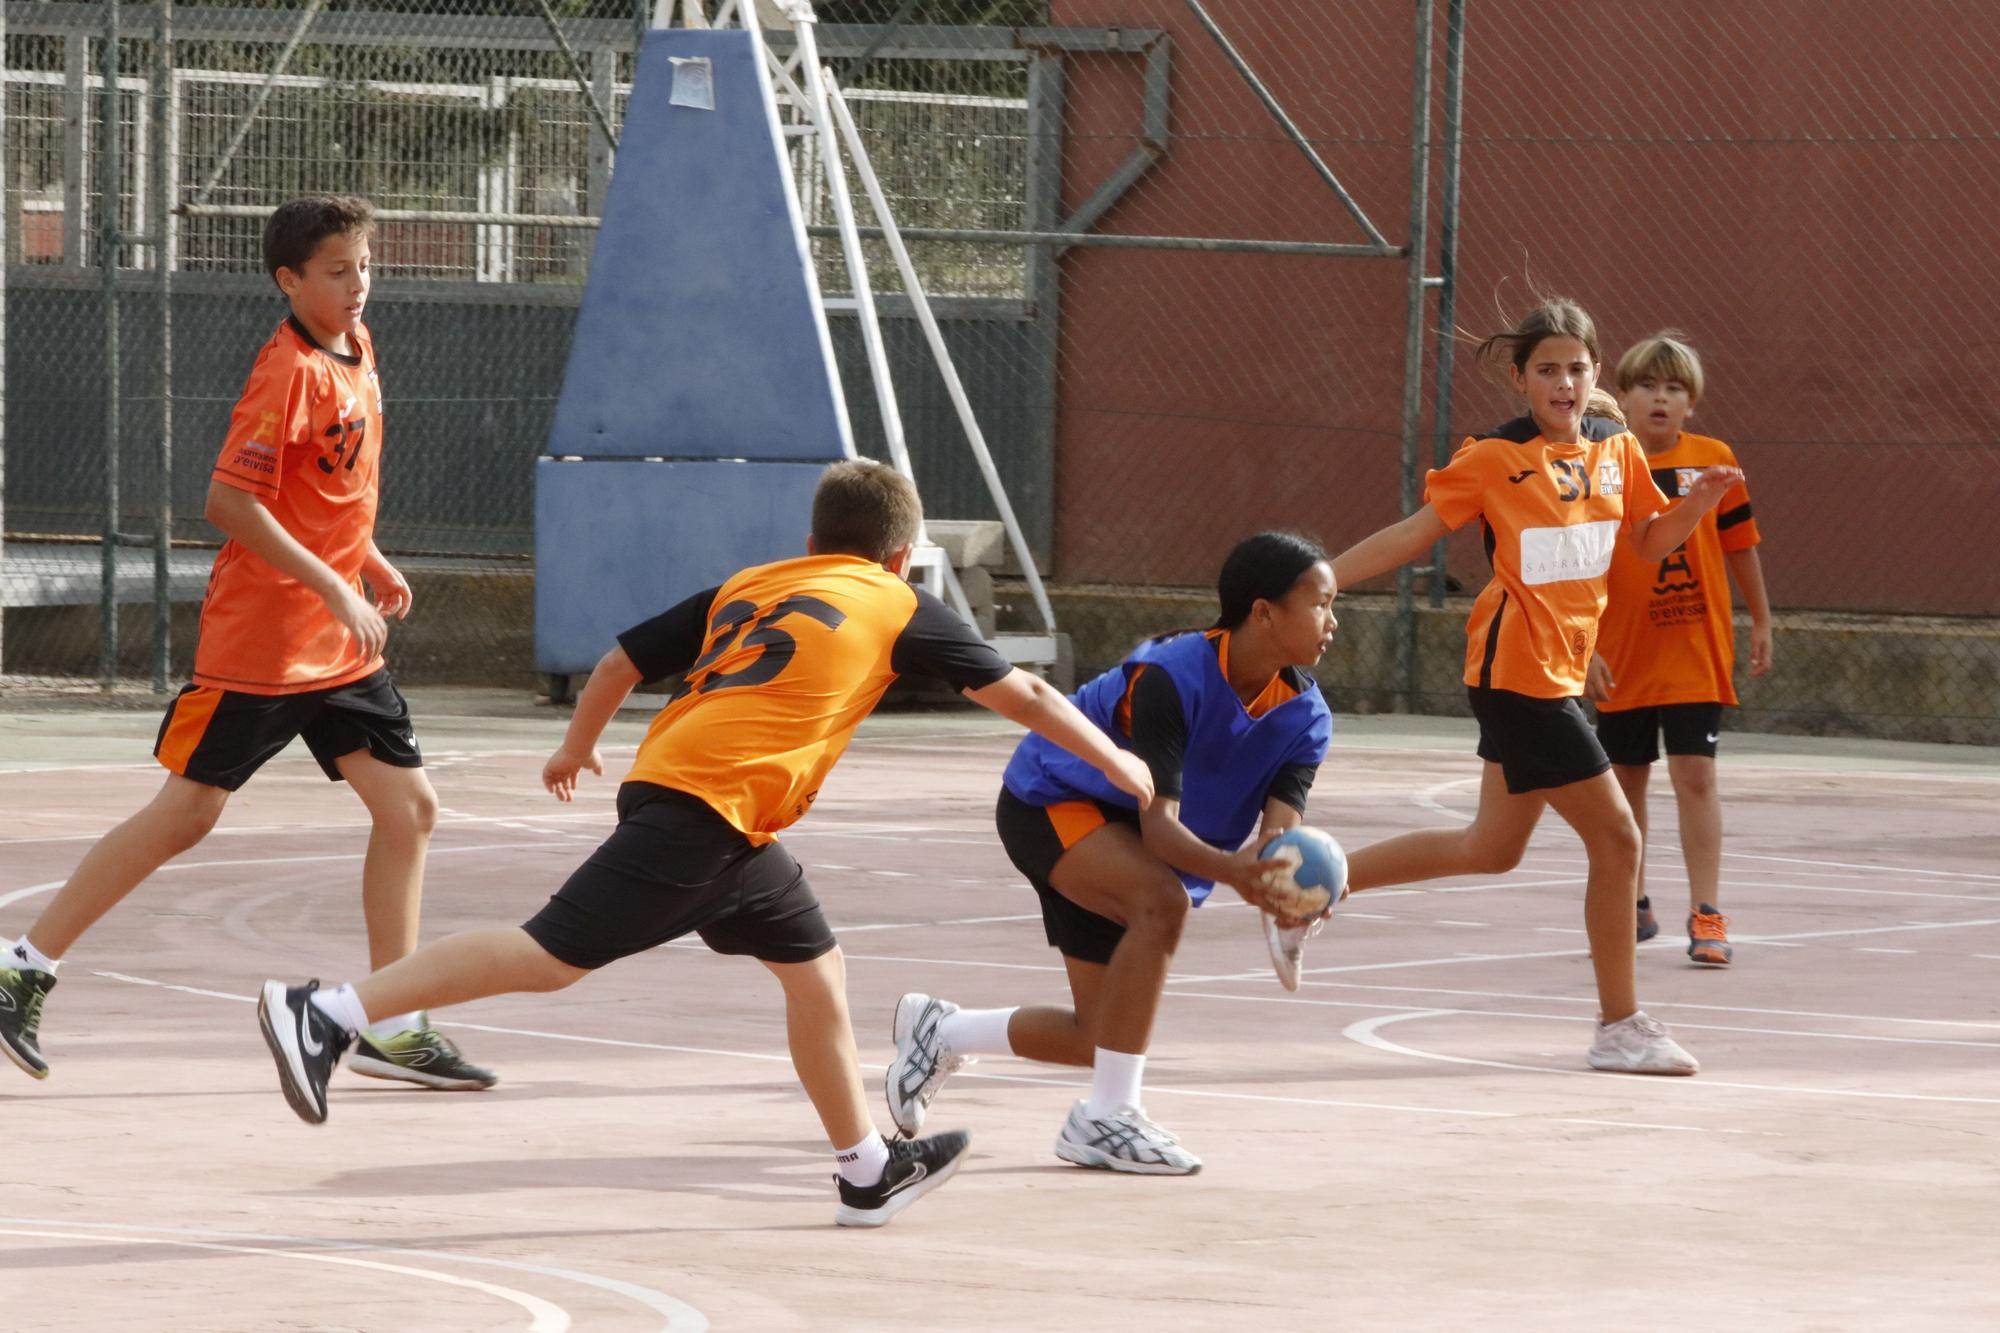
top-left (2, 689), bottom-right (1995, 1331)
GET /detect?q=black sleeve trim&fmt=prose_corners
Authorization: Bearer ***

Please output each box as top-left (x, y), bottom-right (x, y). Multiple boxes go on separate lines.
top-left (1126, 664), bottom-right (1188, 801)
top-left (616, 586), bottom-right (721, 684)
top-left (1716, 502), bottom-right (1755, 530)
top-left (890, 587), bottom-right (1014, 691)
top-left (1265, 761), bottom-right (1319, 815)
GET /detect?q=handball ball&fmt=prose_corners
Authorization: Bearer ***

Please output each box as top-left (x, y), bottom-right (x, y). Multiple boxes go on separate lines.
top-left (1258, 827), bottom-right (1348, 916)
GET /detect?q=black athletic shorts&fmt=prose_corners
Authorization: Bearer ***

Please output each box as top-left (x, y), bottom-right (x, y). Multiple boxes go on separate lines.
top-left (523, 782), bottom-right (836, 970)
top-left (1595, 701), bottom-right (1725, 766)
top-left (152, 668), bottom-right (422, 791)
top-left (1468, 686), bottom-right (1611, 795)
top-left (995, 785), bottom-right (1141, 966)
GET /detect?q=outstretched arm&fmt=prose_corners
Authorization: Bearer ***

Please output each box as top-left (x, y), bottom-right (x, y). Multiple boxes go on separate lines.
top-left (966, 669), bottom-right (1154, 809)
top-left (1631, 466), bottom-right (1744, 561)
top-left (1332, 504), bottom-right (1452, 589)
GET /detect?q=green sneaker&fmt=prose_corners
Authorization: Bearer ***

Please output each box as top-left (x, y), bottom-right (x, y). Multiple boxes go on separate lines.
top-left (0, 964), bottom-right (57, 1079)
top-left (349, 1019), bottom-right (498, 1090)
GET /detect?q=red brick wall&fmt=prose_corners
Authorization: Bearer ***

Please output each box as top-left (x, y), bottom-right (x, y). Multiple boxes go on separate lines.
top-left (1049, 1), bottom-right (2000, 615)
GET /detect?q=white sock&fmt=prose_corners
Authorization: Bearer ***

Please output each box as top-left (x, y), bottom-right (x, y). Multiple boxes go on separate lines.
top-left (938, 1006), bottom-right (1017, 1058)
top-left (367, 1011), bottom-right (423, 1041)
top-left (834, 1131), bottom-right (891, 1187)
top-left (1086, 1048), bottom-right (1145, 1118)
top-left (308, 983), bottom-right (371, 1036)
top-left (8, 936), bottom-right (60, 974)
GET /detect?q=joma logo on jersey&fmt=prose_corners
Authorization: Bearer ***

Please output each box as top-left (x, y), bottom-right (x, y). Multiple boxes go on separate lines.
top-left (1595, 460), bottom-right (1623, 496)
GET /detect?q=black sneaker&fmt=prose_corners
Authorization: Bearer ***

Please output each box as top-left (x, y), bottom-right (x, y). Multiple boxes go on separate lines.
top-left (350, 1020), bottom-right (499, 1090)
top-left (1636, 896), bottom-right (1660, 943)
top-left (832, 1130), bottom-right (971, 1229)
top-left (0, 964), bottom-right (57, 1079)
top-left (257, 979), bottom-right (352, 1125)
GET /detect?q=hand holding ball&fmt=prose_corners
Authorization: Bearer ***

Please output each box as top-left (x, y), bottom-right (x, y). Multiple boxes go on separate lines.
top-left (1257, 827), bottom-right (1348, 918)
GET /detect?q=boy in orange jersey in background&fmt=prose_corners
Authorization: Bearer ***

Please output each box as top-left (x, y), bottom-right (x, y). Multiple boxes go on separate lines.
top-left (0, 196), bottom-right (495, 1091)
top-left (1588, 333), bottom-right (1771, 966)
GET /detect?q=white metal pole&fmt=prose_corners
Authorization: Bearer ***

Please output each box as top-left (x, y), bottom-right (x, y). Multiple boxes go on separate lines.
top-left (826, 76), bottom-right (1058, 637)
top-left (789, 13), bottom-right (913, 484)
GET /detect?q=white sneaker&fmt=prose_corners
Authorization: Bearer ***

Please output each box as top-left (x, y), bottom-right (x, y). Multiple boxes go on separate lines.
top-left (1586, 1010), bottom-right (1700, 1075)
top-left (1054, 1100), bottom-right (1202, 1175)
top-left (885, 992), bottom-right (967, 1137)
top-left (1263, 910), bottom-right (1326, 992)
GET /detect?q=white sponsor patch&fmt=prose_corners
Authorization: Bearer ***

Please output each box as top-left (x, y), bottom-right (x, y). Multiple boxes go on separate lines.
top-left (1519, 520), bottom-right (1618, 585)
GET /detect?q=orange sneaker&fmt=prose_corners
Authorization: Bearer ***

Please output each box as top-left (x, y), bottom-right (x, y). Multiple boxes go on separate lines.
top-left (1688, 904), bottom-right (1732, 966)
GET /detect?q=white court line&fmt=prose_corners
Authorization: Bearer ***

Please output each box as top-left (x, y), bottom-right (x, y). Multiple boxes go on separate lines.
top-left (88, 970), bottom-right (1735, 1136)
top-left (937, 1065), bottom-right (1746, 1135)
top-left (0, 840), bottom-right (575, 910)
top-left (0, 808), bottom-right (619, 848)
top-left (1341, 1011), bottom-right (2000, 1107)
top-left (1720, 850), bottom-right (2000, 883)
top-left (1723, 881), bottom-right (1997, 904)
top-left (835, 913), bottom-right (1042, 934)
top-left (97, 971), bottom-right (253, 1003)
top-left (1414, 777), bottom-right (1479, 820)
top-left (0, 1217), bottom-right (708, 1332)
top-left (1294, 980), bottom-right (2000, 1032)
top-left (1161, 988), bottom-right (2000, 1050)
top-left (1297, 916), bottom-right (2000, 976)
top-left (0, 1227), bottom-right (572, 1331)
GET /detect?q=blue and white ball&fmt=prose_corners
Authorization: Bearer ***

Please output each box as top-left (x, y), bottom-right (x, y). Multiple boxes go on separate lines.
top-left (1258, 827), bottom-right (1348, 917)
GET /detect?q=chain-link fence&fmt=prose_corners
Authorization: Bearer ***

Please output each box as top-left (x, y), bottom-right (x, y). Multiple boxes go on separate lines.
top-left (4, 1), bottom-right (1995, 742)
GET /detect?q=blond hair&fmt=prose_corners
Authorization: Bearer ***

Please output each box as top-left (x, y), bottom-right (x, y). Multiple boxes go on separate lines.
top-left (810, 460), bottom-right (922, 563)
top-left (1585, 388), bottom-right (1626, 425)
top-left (1615, 332), bottom-right (1705, 403)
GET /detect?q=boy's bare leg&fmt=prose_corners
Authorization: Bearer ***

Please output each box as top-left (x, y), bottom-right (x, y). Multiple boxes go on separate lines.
top-left (1345, 763), bottom-right (1543, 891)
top-left (351, 926), bottom-right (584, 1024)
top-left (1666, 754), bottom-right (1723, 910)
top-left (25, 775), bottom-right (230, 959)
top-left (335, 752), bottom-right (440, 969)
top-left (763, 948), bottom-right (873, 1149)
top-left (1611, 763), bottom-right (1652, 905)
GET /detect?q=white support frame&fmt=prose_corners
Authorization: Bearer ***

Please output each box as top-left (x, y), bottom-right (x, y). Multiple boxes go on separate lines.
top-left (659, 0), bottom-right (1058, 661)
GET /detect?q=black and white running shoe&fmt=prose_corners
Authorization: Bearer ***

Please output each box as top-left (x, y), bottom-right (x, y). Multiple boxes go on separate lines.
top-left (258, 979), bottom-right (352, 1125)
top-left (1054, 1099), bottom-right (1201, 1175)
top-left (833, 1130), bottom-right (971, 1228)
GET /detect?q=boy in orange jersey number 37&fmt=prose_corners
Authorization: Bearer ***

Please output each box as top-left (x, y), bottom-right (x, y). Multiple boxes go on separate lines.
top-left (0, 197), bottom-right (494, 1093)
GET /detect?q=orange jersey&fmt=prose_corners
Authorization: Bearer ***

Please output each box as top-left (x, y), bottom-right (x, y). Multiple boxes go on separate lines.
top-left (1595, 433), bottom-right (1761, 709)
top-left (620, 555), bottom-right (1011, 843)
top-left (195, 317), bottom-right (386, 694)
top-left (1426, 418), bottom-right (1669, 698)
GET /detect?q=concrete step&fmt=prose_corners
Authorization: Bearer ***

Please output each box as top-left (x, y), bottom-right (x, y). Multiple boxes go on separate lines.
top-left (925, 519), bottom-right (1005, 571)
